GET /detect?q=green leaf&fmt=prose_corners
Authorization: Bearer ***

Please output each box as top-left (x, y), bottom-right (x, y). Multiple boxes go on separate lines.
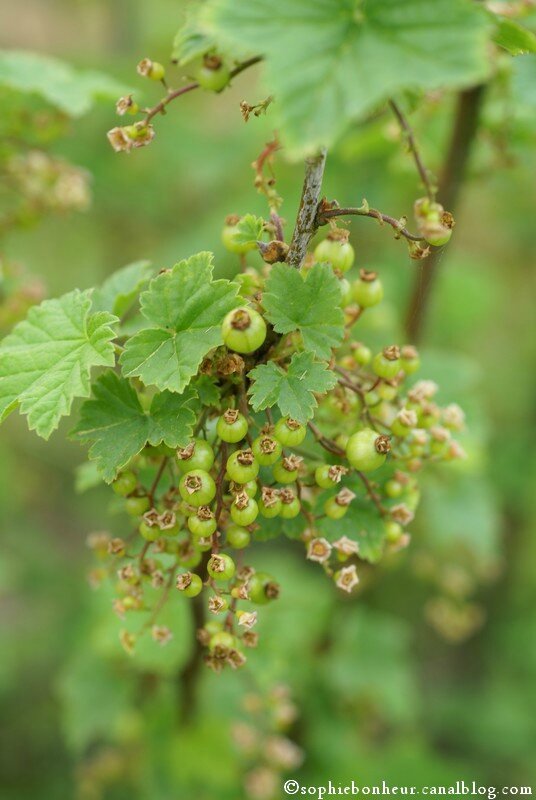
top-left (0, 50), bottom-right (129, 117)
top-left (262, 263), bottom-right (344, 359)
top-left (248, 351), bottom-right (337, 423)
top-left (318, 496), bottom-right (386, 563)
top-left (91, 260), bottom-right (153, 317)
top-left (493, 18), bottom-right (536, 55)
top-left (172, 16), bottom-right (216, 65)
top-left (191, 374), bottom-right (221, 407)
top-left (233, 214), bottom-right (264, 246)
top-left (204, 0), bottom-right (492, 157)
top-left (71, 371), bottom-right (197, 482)
top-left (0, 290), bottom-right (117, 439)
top-left (120, 252), bottom-right (240, 393)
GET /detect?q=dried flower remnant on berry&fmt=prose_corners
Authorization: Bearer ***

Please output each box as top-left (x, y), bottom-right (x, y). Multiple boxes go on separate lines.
top-left (390, 503), bottom-right (415, 526)
top-left (307, 537), bottom-right (332, 563)
top-left (335, 565), bottom-right (360, 593)
top-left (237, 611), bottom-right (258, 629)
top-left (332, 536), bottom-right (359, 556)
top-left (152, 625), bottom-right (173, 645)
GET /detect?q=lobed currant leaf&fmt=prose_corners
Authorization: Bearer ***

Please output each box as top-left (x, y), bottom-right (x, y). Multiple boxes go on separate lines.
top-left (0, 290), bottom-right (118, 439)
top-left (248, 351), bottom-right (337, 423)
top-left (233, 214), bottom-right (264, 246)
top-left (120, 252), bottom-right (240, 393)
top-left (262, 263), bottom-right (344, 360)
top-left (71, 370), bottom-right (198, 482)
top-left (204, 0), bottom-right (492, 157)
top-left (191, 375), bottom-right (221, 407)
top-left (91, 260), bottom-right (153, 317)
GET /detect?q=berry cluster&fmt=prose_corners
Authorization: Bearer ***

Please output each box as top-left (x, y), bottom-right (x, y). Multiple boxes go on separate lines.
top-left (87, 214), bottom-right (465, 670)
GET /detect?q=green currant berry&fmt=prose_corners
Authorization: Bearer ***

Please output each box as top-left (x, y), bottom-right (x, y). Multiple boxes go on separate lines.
top-left (273, 417), bottom-right (306, 447)
top-left (385, 479), bottom-right (403, 498)
top-left (425, 227), bottom-right (452, 247)
top-left (353, 343), bottom-right (372, 365)
top-left (197, 56), bottom-right (231, 93)
top-left (372, 346), bottom-right (401, 380)
top-left (139, 520), bottom-right (160, 542)
top-left (112, 470), bottom-right (137, 496)
top-left (315, 464), bottom-right (348, 490)
top-left (384, 520), bottom-right (403, 543)
top-left (204, 620), bottom-right (223, 636)
top-left (324, 496), bottom-right (349, 520)
top-left (194, 537), bottom-right (213, 553)
top-left (352, 269), bottom-right (383, 307)
top-left (272, 458), bottom-right (300, 484)
top-left (222, 307), bottom-right (267, 354)
top-left (209, 630), bottom-right (236, 650)
top-left (230, 494), bottom-right (259, 526)
top-left (188, 508), bottom-right (217, 538)
top-left (230, 480), bottom-right (257, 498)
top-left (176, 439), bottom-right (215, 473)
top-left (137, 58), bottom-right (165, 81)
top-left (339, 278), bottom-right (353, 306)
top-left (400, 346), bottom-right (420, 375)
top-left (207, 553), bottom-right (236, 581)
top-left (259, 491), bottom-right (282, 518)
top-left (346, 428), bottom-right (391, 472)
top-left (179, 469), bottom-right (216, 507)
top-left (314, 233), bottom-right (354, 273)
top-left (216, 409), bottom-right (248, 443)
top-left (226, 449), bottom-right (260, 483)
top-left (179, 545), bottom-right (203, 568)
top-left (226, 525), bottom-right (251, 549)
top-left (377, 383), bottom-right (398, 401)
top-left (125, 495), bottom-right (150, 516)
top-left (365, 390), bottom-right (381, 408)
top-left (248, 572), bottom-right (280, 605)
top-left (252, 435), bottom-right (282, 466)
top-left (177, 572), bottom-right (203, 597)
top-left (279, 492), bottom-right (301, 519)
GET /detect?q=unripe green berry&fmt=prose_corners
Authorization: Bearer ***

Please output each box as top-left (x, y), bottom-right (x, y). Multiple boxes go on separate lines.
top-left (216, 409), bottom-right (248, 443)
top-left (197, 56), bottom-right (231, 93)
top-left (112, 470), bottom-right (137, 496)
top-left (252, 435), bottom-right (283, 466)
top-left (207, 553), bottom-right (236, 581)
top-left (346, 428), bottom-right (391, 472)
top-left (352, 269), bottom-right (383, 307)
top-left (179, 469), bottom-right (216, 507)
top-left (177, 572), bottom-right (203, 597)
top-left (226, 525), bottom-right (251, 549)
top-left (248, 572), bottom-right (280, 605)
top-left (176, 439), bottom-right (215, 473)
top-left (209, 630), bottom-right (236, 650)
top-left (273, 417), bottom-right (306, 447)
top-left (125, 495), bottom-right (150, 516)
top-left (222, 307), bottom-right (267, 354)
top-left (230, 494), bottom-right (258, 526)
top-left (372, 346), bottom-right (401, 380)
top-left (139, 520), bottom-right (160, 542)
top-left (226, 449), bottom-right (260, 483)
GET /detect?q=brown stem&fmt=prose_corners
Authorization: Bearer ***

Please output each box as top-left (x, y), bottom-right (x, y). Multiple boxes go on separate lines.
top-left (389, 100), bottom-right (436, 200)
top-left (318, 205), bottom-right (423, 242)
top-left (287, 147), bottom-right (327, 268)
top-left (405, 84), bottom-right (486, 342)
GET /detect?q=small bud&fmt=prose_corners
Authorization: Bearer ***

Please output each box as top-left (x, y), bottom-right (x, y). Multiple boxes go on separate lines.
top-left (116, 94), bottom-right (139, 116)
top-left (237, 610), bottom-right (258, 629)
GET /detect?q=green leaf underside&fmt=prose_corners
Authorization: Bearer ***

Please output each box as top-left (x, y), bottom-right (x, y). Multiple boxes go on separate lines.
top-left (204, 0), bottom-right (492, 157)
top-left (0, 50), bottom-right (129, 117)
top-left (120, 252), bottom-right (240, 393)
top-left (248, 351), bottom-right (337, 423)
top-left (0, 290), bottom-right (117, 439)
top-left (71, 371), bottom-right (197, 482)
top-left (234, 214), bottom-right (264, 245)
top-left (318, 498), bottom-right (386, 563)
top-left (172, 17), bottom-right (217, 65)
top-left (262, 263), bottom-right (344, 360)
top-left (493, 18), bottom-right (536, 56)
top-left (91, 260), bottom-right (153, 317)
top-left (191, 374), bottom-right (221, 406)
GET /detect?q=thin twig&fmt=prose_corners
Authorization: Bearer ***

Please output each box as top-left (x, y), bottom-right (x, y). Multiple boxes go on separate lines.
top-left (287, 147), bottom-right (328, 267)
top-left (318, 205), bottom-right (423, 242)
top-left (389, 99), bottom-right (436, 200)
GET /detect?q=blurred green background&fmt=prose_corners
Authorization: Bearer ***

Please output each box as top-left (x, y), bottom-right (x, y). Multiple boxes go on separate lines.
top-left (1, 2), bottom-right (535, 799)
